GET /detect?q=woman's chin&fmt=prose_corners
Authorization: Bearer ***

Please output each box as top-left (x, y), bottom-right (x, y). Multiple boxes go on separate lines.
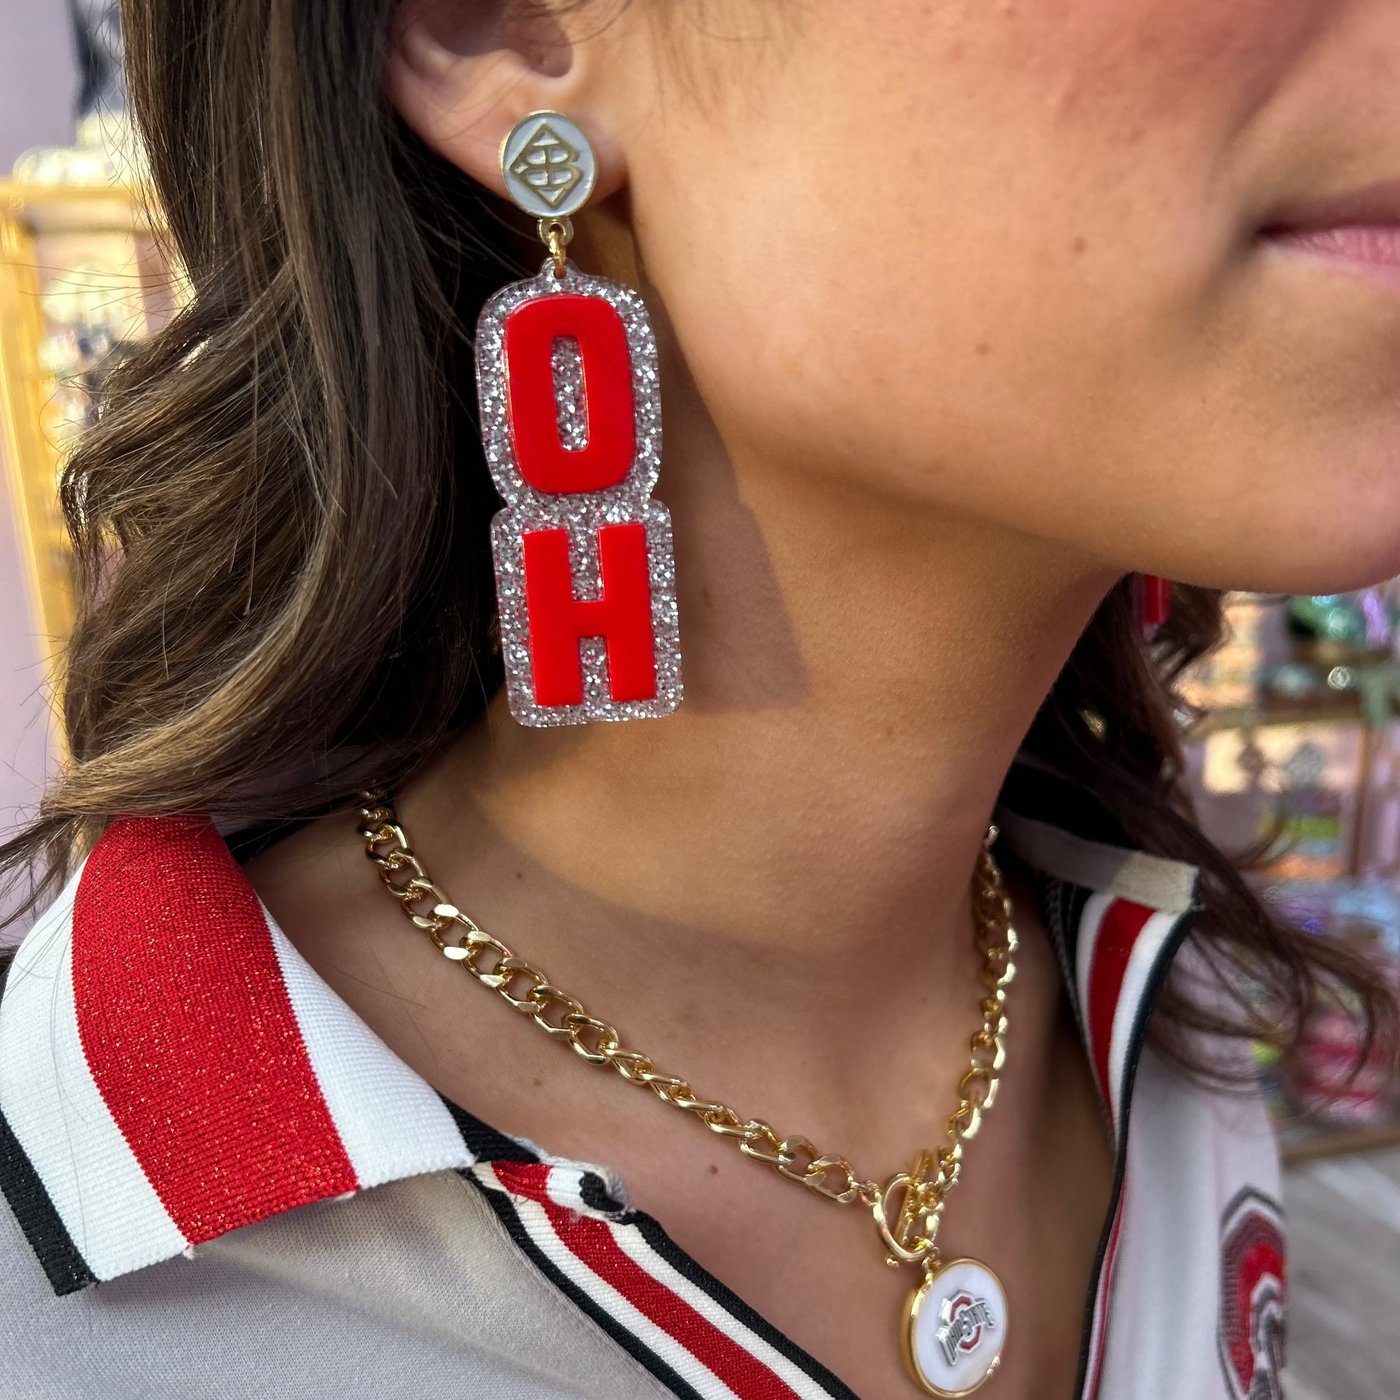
top-left (1196, 538), bottom-right (1400, 599)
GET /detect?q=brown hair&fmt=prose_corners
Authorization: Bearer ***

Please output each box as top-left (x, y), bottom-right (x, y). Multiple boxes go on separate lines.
top-left (2, 0), bottom-right (1393, 1073)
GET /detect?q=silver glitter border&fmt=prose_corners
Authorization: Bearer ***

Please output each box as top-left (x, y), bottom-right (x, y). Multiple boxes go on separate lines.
top-left (491, 502), bottom-right (681, 726)
top-left (476, 260), bottom-right (661, 514)
top-left (478, 262), bottom-right (682, 727)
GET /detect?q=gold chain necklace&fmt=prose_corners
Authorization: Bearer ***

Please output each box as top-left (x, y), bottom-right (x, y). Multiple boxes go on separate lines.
top-left (358, 792), bottom-right (1018, 1397)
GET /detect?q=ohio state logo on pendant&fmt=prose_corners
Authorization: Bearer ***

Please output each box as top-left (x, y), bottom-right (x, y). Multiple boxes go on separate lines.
top-left (1218, 1188), bottom-right (1287, 1400)
top-left (475, 260), bottom-right (682, 726)
top-left (937, 1291), bottom-right (996, 1368)
top-left (905, 1258), bottom-right (1008, 1397)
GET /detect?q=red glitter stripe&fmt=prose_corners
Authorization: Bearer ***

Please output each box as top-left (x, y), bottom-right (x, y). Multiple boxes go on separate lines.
top-left (492, 1160), bottom-right (555, 1203)
top-left (541, 1196), bottom-right (806, 1400)
top-left (1086, 899), bottom-right (1153, 1109)
top-left (72, 817), bottom-right (358, 1242)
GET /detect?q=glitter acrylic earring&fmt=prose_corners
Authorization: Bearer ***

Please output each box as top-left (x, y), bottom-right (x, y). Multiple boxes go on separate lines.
top-left (478, 111), bottom-right (683, 726)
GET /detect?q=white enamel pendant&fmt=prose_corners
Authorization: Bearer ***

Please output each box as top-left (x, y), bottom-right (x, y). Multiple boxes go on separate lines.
top-left (903, 1258), bottom-right (1008, 1397)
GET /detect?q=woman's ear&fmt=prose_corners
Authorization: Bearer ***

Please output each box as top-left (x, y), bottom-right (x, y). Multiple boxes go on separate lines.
top-left (387, 0), bottom-right (629, 202)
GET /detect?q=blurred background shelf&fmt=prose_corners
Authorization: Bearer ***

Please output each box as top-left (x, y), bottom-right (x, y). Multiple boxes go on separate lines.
top-left (1182, 589), bottom-right (1400, 1162)
top-left (1282, 1123), bottom-right (1400, 1165)
top-left (0, 178), bottom-right (176, 702)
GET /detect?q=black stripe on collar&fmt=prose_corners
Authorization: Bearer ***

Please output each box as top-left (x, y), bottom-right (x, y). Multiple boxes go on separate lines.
top-left (0, 1104), bottom-right (95, 1297)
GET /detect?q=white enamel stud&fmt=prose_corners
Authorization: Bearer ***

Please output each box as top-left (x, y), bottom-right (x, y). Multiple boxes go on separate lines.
top-left (500, 112), bottom-right (598, 220)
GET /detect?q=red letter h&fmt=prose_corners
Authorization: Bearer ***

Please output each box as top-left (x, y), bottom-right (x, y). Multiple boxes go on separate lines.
top-left (522, 523), bottom-right (658, 706)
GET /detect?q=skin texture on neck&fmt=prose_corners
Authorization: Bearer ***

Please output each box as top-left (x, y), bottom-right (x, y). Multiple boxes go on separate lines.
top-left (430, 258), bottom-right (1117, 996)
top-left (426, 202), bottom-right (1118, 974)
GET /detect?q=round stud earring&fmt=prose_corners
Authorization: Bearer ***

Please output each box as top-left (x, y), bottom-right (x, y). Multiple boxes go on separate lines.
top-left (499, 111), bottom-right (599, 277)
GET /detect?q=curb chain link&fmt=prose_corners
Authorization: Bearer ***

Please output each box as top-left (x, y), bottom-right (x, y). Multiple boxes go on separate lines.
top-left (357, 791), bottom-right (1017, 1265)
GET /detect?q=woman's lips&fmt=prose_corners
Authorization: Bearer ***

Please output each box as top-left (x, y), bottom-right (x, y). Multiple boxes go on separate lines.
top-left (1269, 224), bottom-right (1400, 273)
top-left (1262, 181), bottom-right (1400, 287)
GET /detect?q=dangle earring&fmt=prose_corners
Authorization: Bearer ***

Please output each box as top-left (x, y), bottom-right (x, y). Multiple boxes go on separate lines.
top-left (477, 111), bottom-right (683, 727)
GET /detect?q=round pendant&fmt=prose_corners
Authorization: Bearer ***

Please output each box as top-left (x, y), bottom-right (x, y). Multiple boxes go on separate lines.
top-left (902, 1258), bottom-right (1008, 1398)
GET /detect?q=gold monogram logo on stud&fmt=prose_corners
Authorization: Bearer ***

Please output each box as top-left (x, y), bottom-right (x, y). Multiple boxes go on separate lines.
top-left (509, 122), bottom-right (582, 210)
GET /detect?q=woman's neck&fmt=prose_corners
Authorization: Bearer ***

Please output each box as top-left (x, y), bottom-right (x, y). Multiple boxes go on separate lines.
top-left (246, 241), bottom-right (1125, 1400)
top-left (406, 355), bottom-right (1117, 1057)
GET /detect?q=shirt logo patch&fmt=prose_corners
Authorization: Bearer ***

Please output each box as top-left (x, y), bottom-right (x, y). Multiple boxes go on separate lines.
top-left (1218, 1187), bottom-right (1287, 1400)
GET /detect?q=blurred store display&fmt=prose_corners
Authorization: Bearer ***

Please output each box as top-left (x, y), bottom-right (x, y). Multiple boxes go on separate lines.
top-left (13, 1), bottom-right (142, 190)
top-left (70, 0), bottom-right (126, 123)
top-left (0, 1), bottom-right (180, 713)
top-left (1182, 591), bottom-right (1400, 1161)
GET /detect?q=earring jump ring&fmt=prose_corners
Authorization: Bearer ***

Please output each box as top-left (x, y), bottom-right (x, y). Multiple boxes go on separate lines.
top-left (538, 215), bottom-right (574, 277)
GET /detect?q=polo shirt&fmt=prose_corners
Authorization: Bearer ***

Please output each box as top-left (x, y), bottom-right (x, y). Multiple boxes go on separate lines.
top-left (0, 766), bottom-right (1285, 1400)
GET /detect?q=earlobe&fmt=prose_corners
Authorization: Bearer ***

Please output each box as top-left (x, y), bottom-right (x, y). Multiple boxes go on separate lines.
top-left (386, 0), bottom-right (626, 204)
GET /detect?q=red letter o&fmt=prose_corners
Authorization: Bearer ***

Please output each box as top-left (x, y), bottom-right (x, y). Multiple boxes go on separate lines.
top-left (504, 295), bottom-right (636, 494)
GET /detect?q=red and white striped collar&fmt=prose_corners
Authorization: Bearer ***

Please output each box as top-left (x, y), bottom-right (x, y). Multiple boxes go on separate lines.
top-left (466, 1153), bottom-right (860, 1400)
top-left (0, 817), bottom-right (475, 1293)
top-left (995, 762), bottom-right (1202, 1400)
top-left (0, 769), bottom-right (1199, 1400)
